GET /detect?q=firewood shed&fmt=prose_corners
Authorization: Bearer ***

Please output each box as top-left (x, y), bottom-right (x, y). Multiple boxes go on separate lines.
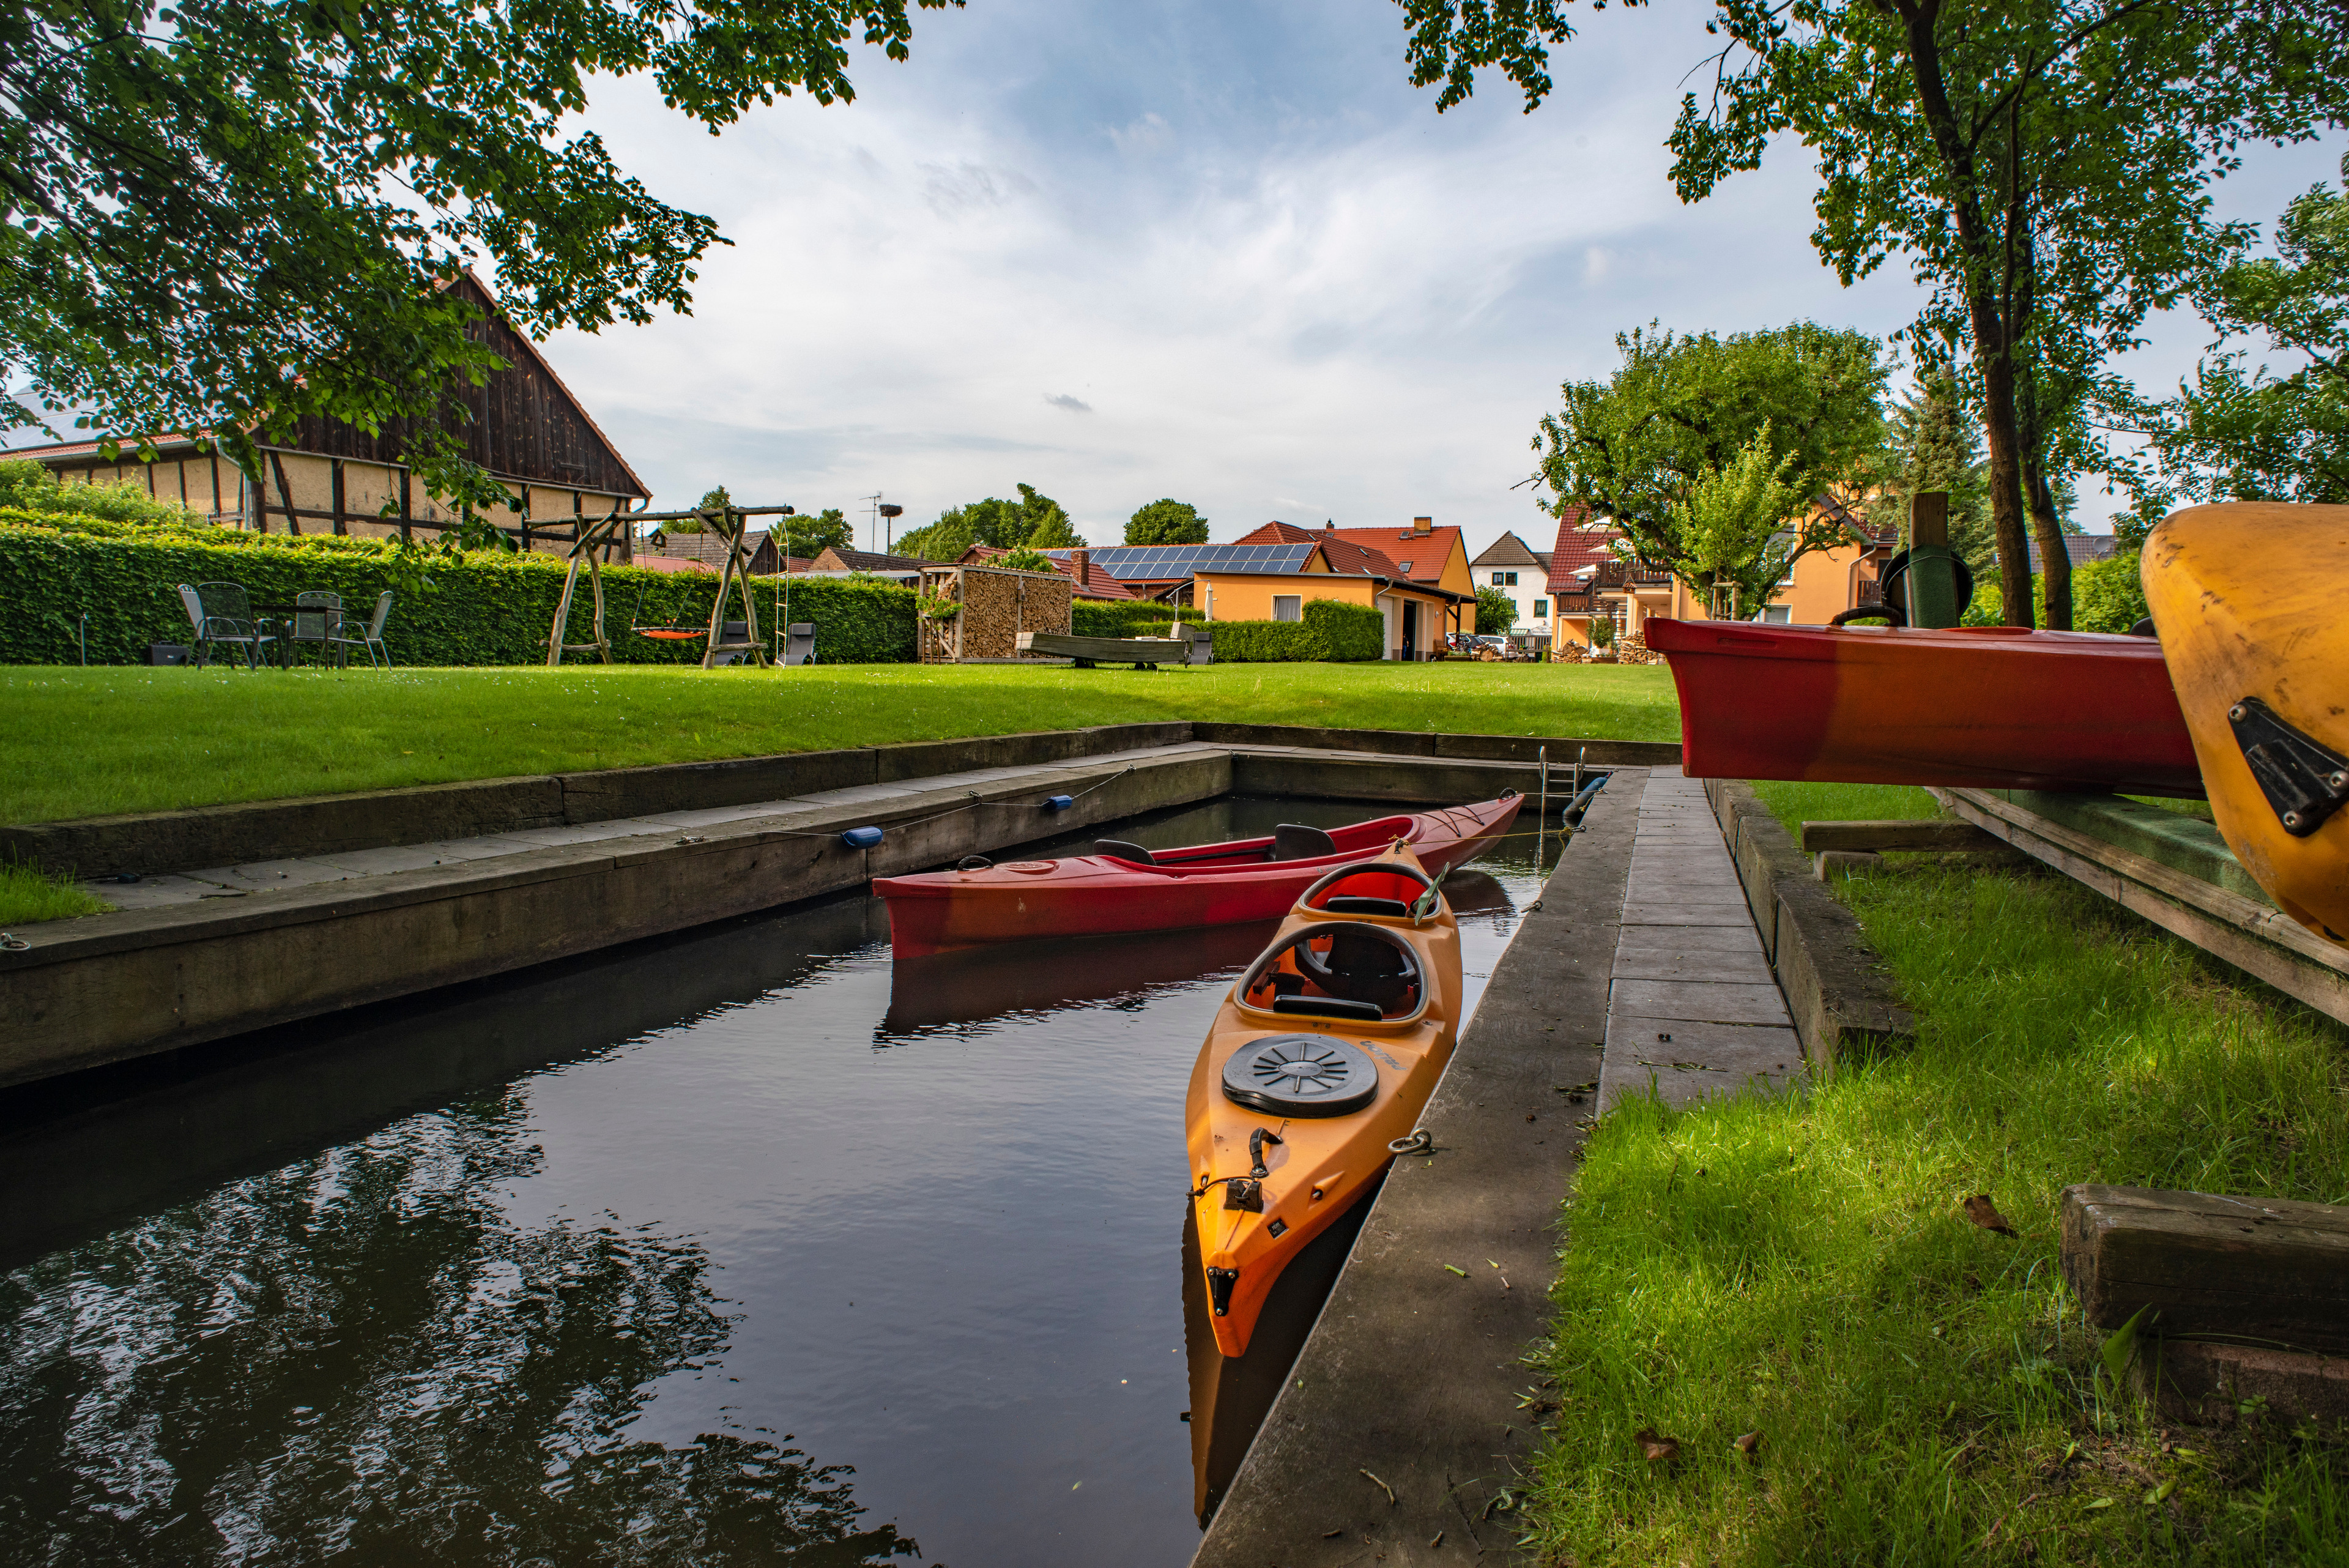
top-left (917, 563), bottom-right (1074, 663)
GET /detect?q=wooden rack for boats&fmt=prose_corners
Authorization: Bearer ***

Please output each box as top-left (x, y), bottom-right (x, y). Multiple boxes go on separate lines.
top-left (1930, 787), bottom-right (2349, 1026)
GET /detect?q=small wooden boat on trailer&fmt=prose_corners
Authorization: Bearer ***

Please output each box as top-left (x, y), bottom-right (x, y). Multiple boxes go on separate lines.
top-left (1186, 850), bottom-right (1462, 1358)
top-left (1642, 618), bottom-right (2203, 797)
top-left (2143, 502), bottom-right (2349, 946)
top-left (872, 792), bottom-right (1524, 957)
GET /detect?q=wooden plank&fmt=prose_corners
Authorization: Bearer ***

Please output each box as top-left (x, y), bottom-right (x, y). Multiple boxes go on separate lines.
top-left (1015, 631), bottom-right (1190, 664)
top-left (1935, 787), bottom-right (2349, 1025)
top-left (2060, 1184), bottom-right (2349, 1353)
top-left (1800, 819), bottom-right (2003, 853)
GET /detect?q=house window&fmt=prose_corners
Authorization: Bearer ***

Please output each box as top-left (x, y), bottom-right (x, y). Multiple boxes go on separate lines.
top-left (1491, 570), bottom-right (1518, 585)
top-left (1532, 599), bottom-right (1548, 619)
top-left (1272, 595), bottom-right (1302, 622)
top-left (1757, 605), bottom-right (1792, 623)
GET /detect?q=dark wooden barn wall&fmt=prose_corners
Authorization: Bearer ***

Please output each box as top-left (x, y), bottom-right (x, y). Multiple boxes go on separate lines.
top-left (286, 276), bottom-right (644, 497)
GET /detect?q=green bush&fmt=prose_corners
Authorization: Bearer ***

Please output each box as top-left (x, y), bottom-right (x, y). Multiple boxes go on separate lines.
top-left (1959, 552), bottom-right (2145, 634)
top-left (1208, 598), bottom-right (1383, 662)
top-left (1071, 599), bottom-right (1201, 637)
top-left (0, 519), bottom-right (918, 666)
top-left (0, 458), bottom-right (214, 530)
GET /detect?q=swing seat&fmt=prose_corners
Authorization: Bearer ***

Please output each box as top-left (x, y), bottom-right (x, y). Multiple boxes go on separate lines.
top-left (636, 627), bottom-right (707, 641)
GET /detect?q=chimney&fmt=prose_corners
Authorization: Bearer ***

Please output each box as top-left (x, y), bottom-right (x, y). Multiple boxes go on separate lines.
top-left (1412, 515), bottom-right (1433, 534)
top-left (1071, 548), bottom-right (1090, 585)
top-left (1324, 521), bottom-right (1335, 530)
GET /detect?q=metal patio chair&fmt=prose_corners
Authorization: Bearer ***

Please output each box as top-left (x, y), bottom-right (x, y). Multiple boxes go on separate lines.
top-left (177, 581), bottom-right (277, 669)
top-left (289, 590), bottom-right (341, 666)
top-left (326, 591), bottom-right (395, 668)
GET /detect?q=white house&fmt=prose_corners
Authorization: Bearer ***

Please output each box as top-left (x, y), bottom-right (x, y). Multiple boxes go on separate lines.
top-left (1467, 530), bottom-right (1554, 640)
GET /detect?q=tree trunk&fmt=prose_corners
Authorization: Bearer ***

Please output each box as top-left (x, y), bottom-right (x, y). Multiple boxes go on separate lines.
top-left (1974, 336), bottom-right (2035, 628)
top-left (2024, 459), bottom-right (2073, 630)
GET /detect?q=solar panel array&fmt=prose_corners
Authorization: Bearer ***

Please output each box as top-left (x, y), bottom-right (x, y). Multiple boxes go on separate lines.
top-left (1046, 542), bottom-right (1316, 578)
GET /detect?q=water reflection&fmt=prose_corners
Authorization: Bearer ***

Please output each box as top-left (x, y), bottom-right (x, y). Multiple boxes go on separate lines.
top-left (0, 795), bottom-right (1552, 1567)
top-left (0, 1098), bottom-right (919, 1566)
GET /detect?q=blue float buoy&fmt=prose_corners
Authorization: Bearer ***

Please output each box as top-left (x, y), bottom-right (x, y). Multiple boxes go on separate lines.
top-left (1042, 794), bottom-right (1074, 812)
top-left (841, 825), bottom-right (884, 849)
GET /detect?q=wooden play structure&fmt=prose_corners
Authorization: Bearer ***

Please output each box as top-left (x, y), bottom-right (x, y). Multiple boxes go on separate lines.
top-left (545, 502), bottom-right (796, 669)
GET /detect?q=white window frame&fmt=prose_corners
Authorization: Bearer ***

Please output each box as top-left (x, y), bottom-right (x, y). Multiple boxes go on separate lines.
top-left (1272, 595), bottom-right (1302, 622)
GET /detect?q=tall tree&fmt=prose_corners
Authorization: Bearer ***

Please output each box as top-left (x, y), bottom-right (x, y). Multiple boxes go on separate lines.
top-left (2106, 152), bottom-right (2349, 516)
top-left (0, 0), bottom-right (959, 514)
top-left (1876, 351), bottom-right (1995, 572)
top-left (894, 483), bottom-right (1082, 560)
top-left (1532, 321), bottom-right (1889, 602)
top-left (1126, 498), bottom-right (1209, 545)
top-left (1397, 0), bottom-right (2348, 628)
top-left (781, 507), bottom-right (854, 559)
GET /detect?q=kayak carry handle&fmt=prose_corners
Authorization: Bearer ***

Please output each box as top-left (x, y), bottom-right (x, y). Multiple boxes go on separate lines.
top-left (1249, 1127), bottom-right (1282, 1178)
top-left (1298, 858), bottom-right (1442, 921)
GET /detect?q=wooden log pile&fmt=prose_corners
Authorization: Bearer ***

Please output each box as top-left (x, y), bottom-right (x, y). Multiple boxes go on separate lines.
top-left (917, 565), bottom-right (1074, 662)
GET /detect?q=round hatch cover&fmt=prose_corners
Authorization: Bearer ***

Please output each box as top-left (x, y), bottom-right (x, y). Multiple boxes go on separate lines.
top-left (1222, 1035), bottom-right (1379, 1118)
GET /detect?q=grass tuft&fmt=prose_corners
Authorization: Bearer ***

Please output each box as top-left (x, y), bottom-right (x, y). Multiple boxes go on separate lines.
top-left (0, 859), bottom-right (112, 926)
top-left (1524, 782), bottom-right (2349, 1566)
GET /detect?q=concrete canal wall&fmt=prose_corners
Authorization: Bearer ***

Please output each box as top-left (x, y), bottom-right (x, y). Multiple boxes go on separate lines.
top-left (0, 726), bottom-right (1677, 1092)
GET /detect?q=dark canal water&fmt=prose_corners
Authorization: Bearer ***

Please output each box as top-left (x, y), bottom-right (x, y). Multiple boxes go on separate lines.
top-left (0, 797), bottom-right (1556, 1567)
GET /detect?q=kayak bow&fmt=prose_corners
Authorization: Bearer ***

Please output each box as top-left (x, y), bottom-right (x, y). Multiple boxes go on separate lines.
top-left (1186, 848), bottom-right (1463, 1358)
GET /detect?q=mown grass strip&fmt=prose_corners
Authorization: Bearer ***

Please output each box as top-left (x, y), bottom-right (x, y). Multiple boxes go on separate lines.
top-left (0, 661), bottom-right (1679, 825)
top-left (1524, 782), bottom-right (2349, 1566)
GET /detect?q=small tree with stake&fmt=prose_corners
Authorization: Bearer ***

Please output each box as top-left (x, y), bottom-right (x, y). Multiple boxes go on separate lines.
top-left (1669, 423), bottom-right (1818, 620)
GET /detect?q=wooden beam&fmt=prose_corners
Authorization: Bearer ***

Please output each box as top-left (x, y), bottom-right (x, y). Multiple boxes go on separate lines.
top-left (330, 458), bottom-right (347, 535)
top-left (1017, 631), bottom-right (1193, 666)
top-left (2061, 1183), bottom-right (2349, 1354)
top-left (267, 450), bottom-right (299, 535)
top-left (1800, 820), bottom-right (2005, 853)
top-left (398, 468), bottom-right (412, 546)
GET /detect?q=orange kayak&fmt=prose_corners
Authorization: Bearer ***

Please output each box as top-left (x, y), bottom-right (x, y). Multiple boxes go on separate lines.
top-left (875, 792), bottom-right (1523, 957)
top-left (1186, 849), bottom-right (1461, 1358)
top-left (1643, 618), bottom-right (2203, 796)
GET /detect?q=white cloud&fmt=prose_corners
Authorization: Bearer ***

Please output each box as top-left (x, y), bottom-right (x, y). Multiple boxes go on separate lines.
top-left (531, 0), bottom-right (2343, 551)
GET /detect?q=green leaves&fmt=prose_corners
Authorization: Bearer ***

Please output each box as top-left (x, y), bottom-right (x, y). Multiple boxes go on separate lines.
top-left (1532, 321), bottom-right (1888, 608)
top-left (1125, 499), bottom-right (1208, 547)
top-left (896, 484), bottom-right (1082, 561)
top-left (1, 0), bottom-right (962, 503)
top-left (1668, 420), bottom-right (1814, 617)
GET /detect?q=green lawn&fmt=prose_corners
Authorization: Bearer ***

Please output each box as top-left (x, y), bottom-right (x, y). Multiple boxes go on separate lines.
top-left (1525, 781), bottom-right (2349, 1566)
top-left (0, 661), bottom-right (1679, 825)
top-left (0, 860), bottom-right (113, 927)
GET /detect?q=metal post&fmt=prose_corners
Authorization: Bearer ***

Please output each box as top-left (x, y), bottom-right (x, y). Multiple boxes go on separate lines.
top-left (1538, 745), bottom-right (1548, 861)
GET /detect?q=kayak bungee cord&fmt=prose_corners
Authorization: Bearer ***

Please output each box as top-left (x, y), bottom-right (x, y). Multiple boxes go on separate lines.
top-left (1189, 1126), bottom-right (1286, 1201)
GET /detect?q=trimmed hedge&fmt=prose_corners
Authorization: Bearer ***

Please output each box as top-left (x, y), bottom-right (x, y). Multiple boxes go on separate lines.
top-left (1959, 552), bottom-right (2147, 634)
top-left (1208, 598), bottom-right (1383, 662)
top-left (1071, 599), bottom-right (1200, 637)
top-left (0, 518), bottom-right (918, 666)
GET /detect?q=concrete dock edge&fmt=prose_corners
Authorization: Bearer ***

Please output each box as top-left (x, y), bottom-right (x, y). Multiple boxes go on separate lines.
top-left (1190, 768), bottom-right (1645, 1566)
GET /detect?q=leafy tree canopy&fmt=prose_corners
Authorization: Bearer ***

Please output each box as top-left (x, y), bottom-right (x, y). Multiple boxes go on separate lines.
top-left (1669, 422), bottom-right (1817, 618)
top-left (2107, 152), bottom-right (2349, 516)
top-left (781, 507), bottom-right (853, 560)
top-left (1399, 0), bottom-right (2347, 628)
top-left (1871, 351), bottom-right (1996, 573)
top-left (1126, 498), bottom-right (1208, 546)
top-left (0, 0), bottom-right (959, 513)
top-left (1533, 322), bottom-right (1888, 600)
top-left (995, 546), bottom-right (1056, 571)
top-left (1473, 585), bottom-right (1518, 634)
top-left (895, 483), bottom-right (1082, 560)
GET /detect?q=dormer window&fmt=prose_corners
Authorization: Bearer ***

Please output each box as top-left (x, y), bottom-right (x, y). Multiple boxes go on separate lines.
top-left (1399, 560), bottom-right (1414, 573)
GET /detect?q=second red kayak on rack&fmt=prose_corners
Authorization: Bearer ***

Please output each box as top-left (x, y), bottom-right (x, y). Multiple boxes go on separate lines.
top-left (1642, 618), bottom-right (2203, 797)
top-left (874, 792), bottom-right (1526, 957)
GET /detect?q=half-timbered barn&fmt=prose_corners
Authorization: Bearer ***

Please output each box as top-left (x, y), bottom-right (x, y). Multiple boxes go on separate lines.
top-left (6, 272), bottom-right (651, 557)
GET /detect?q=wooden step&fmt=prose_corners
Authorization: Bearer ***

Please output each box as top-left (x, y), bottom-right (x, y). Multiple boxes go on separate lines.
top-left (1799, 819), bottom-right (2003, 853)
top-left (2060, 1183), bottom-right (2349, 1353)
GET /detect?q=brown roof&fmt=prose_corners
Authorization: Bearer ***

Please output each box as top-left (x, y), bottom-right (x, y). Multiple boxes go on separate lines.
top-left (1545, 507), bottom-right (1624, 593)
top-left (812, 546), bottom-right (927, 573)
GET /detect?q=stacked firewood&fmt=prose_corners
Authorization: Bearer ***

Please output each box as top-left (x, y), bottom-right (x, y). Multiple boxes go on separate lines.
top-left (931, 567), bottom-right (1074, 660)
top-left (1612, 630), bottom-right (1667, 666)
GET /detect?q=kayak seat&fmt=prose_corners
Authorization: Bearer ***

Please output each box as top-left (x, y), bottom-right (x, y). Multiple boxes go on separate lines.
top-left (1323, 895), bottom-right (1408, 916)
top-left (1272, 995), bottom-right (1385, 1022)
top-left (1298, 927), bottom-right (1419, 1008)
top-left (1272, 823), bottom-right (1339, 861)
top-left (1094, 839), bottom-right (1157, 865)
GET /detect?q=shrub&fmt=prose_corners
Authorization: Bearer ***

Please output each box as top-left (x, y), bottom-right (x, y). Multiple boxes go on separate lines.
top-left (0, 520), bottom-right (918, 665)
top-left (0, 459), bottom-right (217, 531)
top-left (1959, 552), bottom-right (2145, 633)
top-left (1208, 598), bottom-right (1382, 662)
top-left (1071, 600), bottom-right (1202, 637)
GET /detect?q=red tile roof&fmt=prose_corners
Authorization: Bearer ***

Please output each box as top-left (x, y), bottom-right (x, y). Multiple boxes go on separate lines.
top-left (961, 543), bottom-right (1139, 600)
top-left (1545, 506), bottom-right (1624, 593)
top-left (1230, 521), bottom-right (1447, 584)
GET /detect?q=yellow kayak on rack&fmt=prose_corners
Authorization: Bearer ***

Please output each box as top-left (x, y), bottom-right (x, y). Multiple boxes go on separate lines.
top-left (2142, 502), bottom-right (2349, 946)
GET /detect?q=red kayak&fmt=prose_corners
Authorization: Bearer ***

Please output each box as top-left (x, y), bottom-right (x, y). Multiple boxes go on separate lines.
top-left (1643, 619), bottom-right (2202, 796)
top-left (874, 793), bottom-right (1526, 957)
